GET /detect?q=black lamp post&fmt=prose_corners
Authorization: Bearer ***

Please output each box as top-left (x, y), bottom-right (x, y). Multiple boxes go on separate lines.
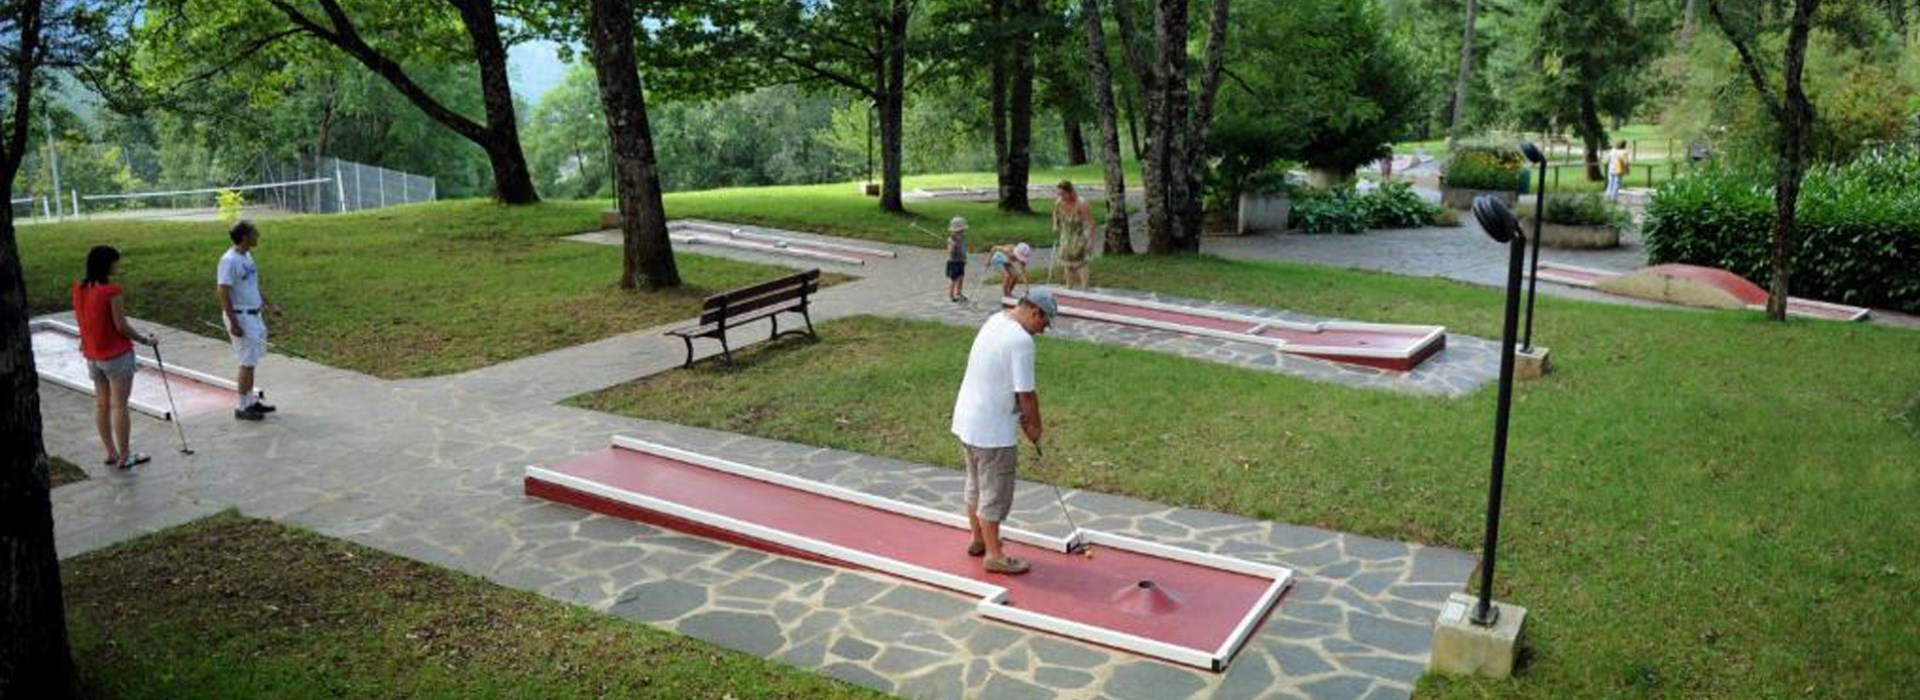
top-left (1468, 195), bottom-right (1527, 627)
top-left (1518, 141), bottom-right (1548, 352)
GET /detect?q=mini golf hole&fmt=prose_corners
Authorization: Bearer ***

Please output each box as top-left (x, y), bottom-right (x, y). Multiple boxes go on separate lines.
top-left (1137, 580), bottom-right (1155, 589)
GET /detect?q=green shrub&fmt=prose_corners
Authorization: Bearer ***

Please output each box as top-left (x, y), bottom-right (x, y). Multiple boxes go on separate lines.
top-left (1520, 193), bottom-right (1630, 229)
top-left (1291, 183), bottom-right (1441, 234)
top-left (1358, 182), bottom-right (1441, 229)
top-left (1442, 142), bottom-right (1525, 192)
top-left (1642, 146), bottom-right (1920, 312)
top-left (1292, 190), bottom-right (1371, 234)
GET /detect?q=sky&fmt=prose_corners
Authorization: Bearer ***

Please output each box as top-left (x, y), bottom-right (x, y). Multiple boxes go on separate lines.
top-left (509, 40), bottom-right (571, 105)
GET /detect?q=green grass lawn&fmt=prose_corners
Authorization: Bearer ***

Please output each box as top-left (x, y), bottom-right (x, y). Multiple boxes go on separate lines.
top-left (48, 455), bottom-right (87, 487)
top-left (63, 512), bottom-right (883, 699)
top-left (19, 200), bottom-right (801, 378)
top-left (571, 254), bottom-right (1920, 699)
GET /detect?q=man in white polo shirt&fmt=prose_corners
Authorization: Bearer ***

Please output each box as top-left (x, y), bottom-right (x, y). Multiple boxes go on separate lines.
top-left (217, 220), bottom-right (280, 421)
top-left (951, 289), bottom-right (1058, 575)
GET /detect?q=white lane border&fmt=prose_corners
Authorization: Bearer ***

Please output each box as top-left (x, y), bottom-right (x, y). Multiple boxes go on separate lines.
top-left (670, 231), bottom-right (867, 266)
top-left (526, 436), bottom-right (1293, 672)
top-left (1771, 297), bottom-right (1870, 322)
top-left (679, 220), bottom-right (898, 259)
top-left (31, 320), bottom-right (266, 419)
top-left (1012, 288), bottom-right (1446, 364)
top-left (1530, 262), bottom-right (1615, 288)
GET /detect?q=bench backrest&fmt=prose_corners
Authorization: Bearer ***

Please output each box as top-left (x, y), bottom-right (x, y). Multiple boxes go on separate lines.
top-left (699, 269), bottom-right (820, 327)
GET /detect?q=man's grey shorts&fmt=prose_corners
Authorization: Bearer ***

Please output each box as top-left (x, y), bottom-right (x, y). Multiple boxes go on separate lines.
top-left (86, 351), bottom-right (136, 383)
top-left (961, 443), bottom-right (1019, 523)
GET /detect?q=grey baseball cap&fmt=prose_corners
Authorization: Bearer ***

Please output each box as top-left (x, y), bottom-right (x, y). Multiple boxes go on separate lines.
top-left (1023, 288), bottom-right (1059, 321)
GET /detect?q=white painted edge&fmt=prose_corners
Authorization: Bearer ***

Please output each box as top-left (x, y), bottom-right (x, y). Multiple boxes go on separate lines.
top-left (1534, 261), bottom-right (1623, 278)
top-left (33, 363), bottom-right (172, 420)
top-left (1052, 287), bottom-right (1326, 333)
top-left (1019, 294), bottom-right (1438, 361)
top-left (1752, 300), bottom-right (1872, 322)
top-left (670, 231), bottom-right (867, 266)
top-left (522, 437), bottom-right (1298, 671)
top-left (31, 320), bottom-right (265, 398)
top-left (681, 220), bottom-right (897, 259)
top-left (608, 436), bottom-right (1069, 551)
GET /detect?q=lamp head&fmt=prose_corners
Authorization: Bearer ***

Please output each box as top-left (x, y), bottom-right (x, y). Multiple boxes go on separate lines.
top-left (1519, 140), bottom-right (1546, 165)
top-left (1473, 195), bottom-right (1523, 244)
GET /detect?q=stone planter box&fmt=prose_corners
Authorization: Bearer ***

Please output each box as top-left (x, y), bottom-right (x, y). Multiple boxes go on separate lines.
top-left (1440, 186), bottom-right (1516, 210)
top-left (1233, 191), bottom-right (1291, 236)
top-left (1538, 222), bottom-right (1621, 249)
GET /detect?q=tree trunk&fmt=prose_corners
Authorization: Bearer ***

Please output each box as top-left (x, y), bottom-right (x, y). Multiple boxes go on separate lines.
top-left (989, 0), bottom-right (1009, 200)
top-left (1176, 0), bottom-right (1229, 250)
top-left (1450, 0), bottom-right (1479, 134)
top-left (1123, 81), bottom-right (1145, 161)
top-left (1143, 0), bottom-right (1191, 254)
top-left (1578, 90), bottom-right (1607, 182)
top-left (1064, 119), bottom-right (1088, 165)
top-left (998, 0), bottom-right (1037, 213)
top-left (0, 0), bottom-right (79, 694)
top-left (1080, 0), bottom-right (1132, 255)
top-left (269, 0), bottom-right (540, 204)
top-left (1768, 0), bottom-right (1820, 320)
top-left (878, 0), bottom-right (909, 213)
top-left (586, 0), bottom-right (679, 289)
top-left (1681, 0), bottom-right (1698, 48)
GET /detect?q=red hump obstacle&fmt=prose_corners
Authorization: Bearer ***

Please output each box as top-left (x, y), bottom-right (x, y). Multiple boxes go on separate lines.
top-left (1534, 263), bottom-right (1870, 322)
top-left (525, 437), bottom-right (1293, 671)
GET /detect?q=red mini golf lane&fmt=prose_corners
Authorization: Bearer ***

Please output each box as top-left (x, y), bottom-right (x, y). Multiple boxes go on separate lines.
top-left (526, 438), bottom-right (1292, 671)
top-left (30, 321), bottom-right (254, 420)
top-left (1533, 262), bottom-right (1870, 321)
top-left (1027, 289), bottom-right (1447, 371)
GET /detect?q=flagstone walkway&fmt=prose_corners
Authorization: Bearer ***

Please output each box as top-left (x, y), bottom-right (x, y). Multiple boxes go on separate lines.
top-left (43, 222), bottom-right (1482, 700)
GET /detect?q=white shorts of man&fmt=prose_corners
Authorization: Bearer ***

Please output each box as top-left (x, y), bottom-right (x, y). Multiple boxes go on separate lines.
top-left (230, 312), bottom-right (273, 417)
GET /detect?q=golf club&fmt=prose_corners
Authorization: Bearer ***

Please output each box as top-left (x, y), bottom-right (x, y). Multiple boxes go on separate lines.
top-left (908, 221), bottom-right (948, 241)
top-left (150, 343), bottom-right (194, 455)
top-left (1035, 443), bottom-right (1094, 557)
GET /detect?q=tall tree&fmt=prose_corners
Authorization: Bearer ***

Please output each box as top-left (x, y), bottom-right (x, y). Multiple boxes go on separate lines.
top-left (989, 0), bottom-right (1039, 212)
top-left (1526, 0), bottom-right (1657, 180)
top-left (133, 0), bottom-right (541, 203)
top-left (644, 0), bottom-right (920, 212)
top-left (1450, 0), bottom-right (1479, 134)
top-left (1113, 0), bottom-right (1229, 252)
top-left (584, 0), bottom-right (678, 289)
top-left (1710, 0), bottom-right (1821, 320)
top-left (2, 1), bottom-right (98, 695)
top-left (1079, 0), bottom-right (1132, 254)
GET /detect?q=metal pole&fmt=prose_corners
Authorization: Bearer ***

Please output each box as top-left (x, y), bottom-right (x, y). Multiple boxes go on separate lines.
top-left (1523, 167), bottom-right (1545, 351)
top-left (1474, 200), bottom-right (1527, 628)
top-left (354, 163), bottom-right (362, 211)
top-left (71, 189), bottom-right (79, 219)
top-left (378, 166), bottom-right (386, 208)
top-left (335, 161), bottom-right (348, 213)
top-left (46, 115), bottom-right (61, 218)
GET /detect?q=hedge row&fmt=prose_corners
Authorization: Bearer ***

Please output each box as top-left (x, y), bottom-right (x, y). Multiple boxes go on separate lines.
top-left (1642, 147), bottom-right (1920, 313)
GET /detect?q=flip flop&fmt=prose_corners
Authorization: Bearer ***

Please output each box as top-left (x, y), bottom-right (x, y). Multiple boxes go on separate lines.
top-left (967, 540), bottom-right (986, 557)
top-left (119, 453), bottom-right (150, 470)
top-left (103, 456), bottom-right (120, 466)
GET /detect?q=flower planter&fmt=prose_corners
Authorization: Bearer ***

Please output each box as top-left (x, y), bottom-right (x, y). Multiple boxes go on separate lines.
top-left (1234, 192), bottom-right (1291, 235)
top-left (1538, 222), bottom-right (1620, 249)
top-left (1440, 186), bottom-right (1516, 210)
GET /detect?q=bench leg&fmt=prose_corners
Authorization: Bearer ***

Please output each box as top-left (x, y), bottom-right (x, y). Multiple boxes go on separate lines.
top-left (770, 314), bottom-right (779, 341)
top-left (680, 337), bottom-right (695, 369)
top-left (802, 307), bottom-right (818, 341)
top-left (719, 335), bottom-right (735, 367)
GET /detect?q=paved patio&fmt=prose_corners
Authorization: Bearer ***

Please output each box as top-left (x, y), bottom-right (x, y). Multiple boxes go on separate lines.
top-left (44, 222), bottom-right (1485, 700)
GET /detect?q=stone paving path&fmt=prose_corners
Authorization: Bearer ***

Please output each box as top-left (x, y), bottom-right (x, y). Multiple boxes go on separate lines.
top-left (43, 222), bottom-right (1482, 700)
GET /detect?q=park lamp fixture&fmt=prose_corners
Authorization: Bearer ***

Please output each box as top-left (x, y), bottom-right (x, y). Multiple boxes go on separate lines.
top-left (1469, 195), bottom-right (1527, 627)
top-left (1517, 141), bottom-right (1548, 352)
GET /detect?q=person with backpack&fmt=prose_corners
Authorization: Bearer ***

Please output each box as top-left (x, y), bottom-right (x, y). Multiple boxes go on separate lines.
top-left (1050, 181), bottom-right (1097, 290)
top-left (1606, 141), bottom-right (1631, 201)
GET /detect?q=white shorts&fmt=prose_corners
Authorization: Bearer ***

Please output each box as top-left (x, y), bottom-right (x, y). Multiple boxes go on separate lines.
top-left (231, 313), bottom-right (267, 367)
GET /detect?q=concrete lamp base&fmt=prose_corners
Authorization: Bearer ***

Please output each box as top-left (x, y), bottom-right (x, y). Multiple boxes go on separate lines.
top-left (1430, 592), bottom-right (1528, 678)
top-left (1514, 346), bottom-right (1550, 381)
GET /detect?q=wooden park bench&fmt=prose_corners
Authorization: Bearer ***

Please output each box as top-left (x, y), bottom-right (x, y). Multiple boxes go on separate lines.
top-left (666, 269), bottom-right (820, 368)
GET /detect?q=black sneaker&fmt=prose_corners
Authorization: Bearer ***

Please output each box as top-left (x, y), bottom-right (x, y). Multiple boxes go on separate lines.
top-left (234, 407), bottom-right (265, 421)
top-left (250, 402), bottom-right (277, 414)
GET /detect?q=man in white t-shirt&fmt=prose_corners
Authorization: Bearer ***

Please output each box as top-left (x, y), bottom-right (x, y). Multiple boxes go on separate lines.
top-left (951, 289), bottom-right (1058, 575)
top-left (217, 220), bottom-right (280, 421)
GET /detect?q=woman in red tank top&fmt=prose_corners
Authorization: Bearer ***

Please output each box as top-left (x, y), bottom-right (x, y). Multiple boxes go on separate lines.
top-left (72, 246), bottom-right (157, 469)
